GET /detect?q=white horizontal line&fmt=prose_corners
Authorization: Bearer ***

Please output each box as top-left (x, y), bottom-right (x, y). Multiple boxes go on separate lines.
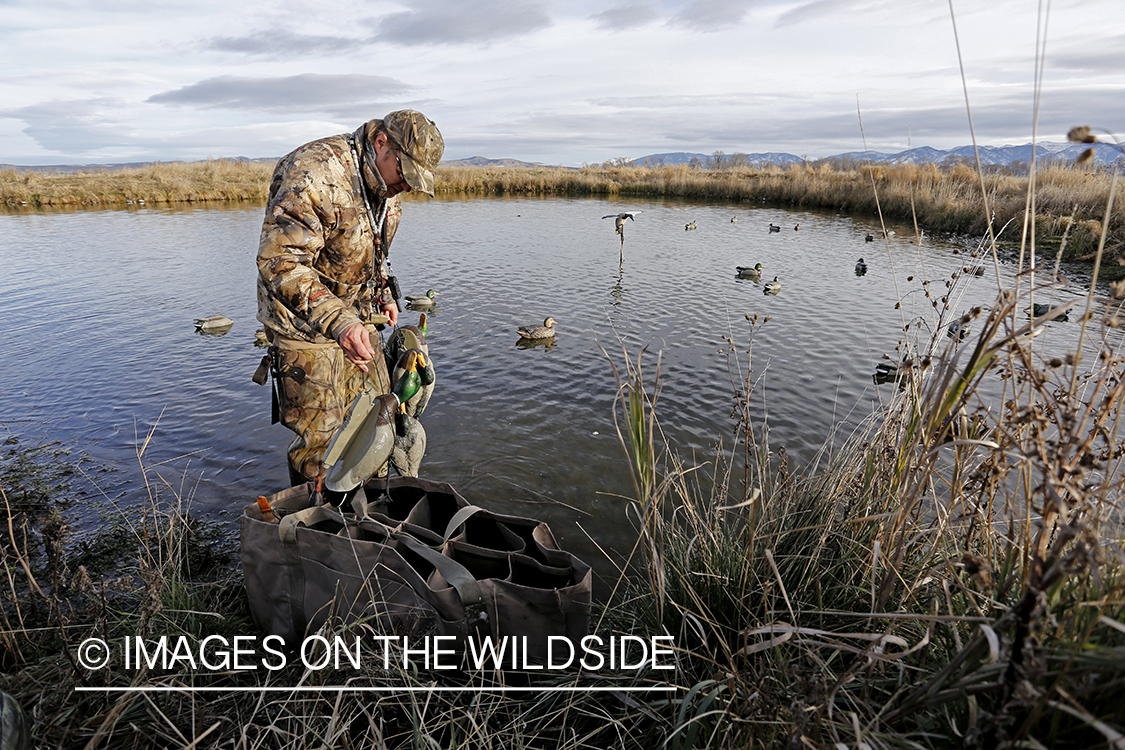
top-left (75, 686), bottom-right (677, 694)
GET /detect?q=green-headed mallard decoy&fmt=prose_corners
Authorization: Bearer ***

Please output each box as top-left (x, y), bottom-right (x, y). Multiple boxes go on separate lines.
top-left (1031, 303), bottom-right (1069, 321)
top-left (194, 315), bottom-right (233, 332)
top-left (855, 258), bottom-right (868, 275)
top-left (517, 317), bottom-right (557, 340)
top-left (391, 348), bottom-right (435, 434)
top-left (768, 223), bottom-right (781, 233)
top-left (764, 277), bottom-right (781, 294)
top-left (405, 289), bottom-right (440, 309)
top-left (736, 263), bottom-right (763, 280)
top-left (602, 211), bottom-right (642, 236)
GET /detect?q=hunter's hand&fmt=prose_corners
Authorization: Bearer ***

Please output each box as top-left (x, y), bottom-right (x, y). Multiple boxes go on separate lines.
top-left (337, 322), bottom-right (375, 372)
top-left (382, 301), bottom-right (399, 326)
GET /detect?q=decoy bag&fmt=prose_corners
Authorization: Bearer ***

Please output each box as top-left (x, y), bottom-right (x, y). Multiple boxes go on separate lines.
top-left (240, 476), bottom-right (592, 664)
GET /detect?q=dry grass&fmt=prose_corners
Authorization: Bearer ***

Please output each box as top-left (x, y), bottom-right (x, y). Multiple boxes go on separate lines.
top-left (0, 159), bottom-right (275, 207)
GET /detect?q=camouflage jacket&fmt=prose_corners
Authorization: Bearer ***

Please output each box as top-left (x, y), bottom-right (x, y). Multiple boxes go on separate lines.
top-left (256, 121), bottom-right (401, 344)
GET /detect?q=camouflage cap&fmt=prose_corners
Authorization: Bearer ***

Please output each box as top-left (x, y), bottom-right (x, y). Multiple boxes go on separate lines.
top-left (383, 110), bottom-right (443, 196)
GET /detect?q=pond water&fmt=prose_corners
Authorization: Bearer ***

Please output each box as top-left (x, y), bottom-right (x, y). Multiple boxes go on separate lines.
top-left (1, 196), bottom-right (1117, 589)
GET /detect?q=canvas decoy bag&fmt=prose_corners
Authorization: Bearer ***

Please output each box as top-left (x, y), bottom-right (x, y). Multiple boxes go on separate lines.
top-left (240, 476), bottom-right (592, 663)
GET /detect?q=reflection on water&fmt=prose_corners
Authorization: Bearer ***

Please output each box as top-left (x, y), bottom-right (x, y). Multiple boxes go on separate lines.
top-left (1, 196), bottom-right (1121, 590)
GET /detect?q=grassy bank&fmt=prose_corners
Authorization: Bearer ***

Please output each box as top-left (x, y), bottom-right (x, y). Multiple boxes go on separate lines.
top-left (3, 156), bottom-right (1122, 264)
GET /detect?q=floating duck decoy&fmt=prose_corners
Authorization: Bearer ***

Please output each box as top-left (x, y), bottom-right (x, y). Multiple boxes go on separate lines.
top-left (1031, 303), bottom-right (1069, 321)
top-left (730, 216), bottom-right (738, 223)
top-left (685, 220), bottom-right (698, 231)
top-left (517, 317), bottom-right (557, 340)
top-left (194, 315), bottom-right (233, 333)
top-left (768, 223), bottom-right (781, 233)
top-left (855, 258), bottom-right (868, 275)
top-left (794, 223), bottom-right (801, 231)
top-left (947, 320), bottom-right (970, 341)
top-left (405, 289), bottom-right (439, 309)
top-left (865, 234), bottom-right (875, 242)
top-left (764, 277), bottom-right (781, 294)
top-left (972, 266), bottom-right (986, 276)
top-left (736, 263), bottom-right (763, 280)
top-left (602, 211), bottom-right (642, 236)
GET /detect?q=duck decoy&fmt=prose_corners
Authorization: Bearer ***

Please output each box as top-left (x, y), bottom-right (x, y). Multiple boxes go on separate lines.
top-left (730, 216), bottom-right (738, 223)
top-left (794, 223), bottom-right (801, 231)
top-left (517, 317), bottom-right (557, 340)
top-left (391, 348), bottom-right (436, 426)
top-left (1031, 303), bottom-right (1069, 321)
top-left (736, 263), bottom-right (763, 279)
top-left (855, 258), bottom-right (868, 275)
top-left (602, 211), bottom-right (642, 236)
top-left (768, 223), bottom-right (781, 233)
top-left (685, 220), bottom-right (698, 231)
top-left (404, 289), bottom-right (440, 309)
top-left (947, 320), bottom-right (970, 341)
top-left (391, 417), bottom-right (427, 477)
top-left (194, 315), bottom-right (233, 333)
top-left (865, 234), bottom-right (875, 242)
top-left (253, 329), bottom-right (269, 347)
top-left (764, 277), bottom-right (781, 294)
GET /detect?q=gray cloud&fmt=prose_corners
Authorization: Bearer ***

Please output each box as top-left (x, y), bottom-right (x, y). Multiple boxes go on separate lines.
top-left (670, 0), bottom-right (757, 31)
top-left (1047, 34), bottom-right (1125, 74)
top-left (146, 74), bottom-right (412, 117)
top-left (590, 3), bottom-right (659, 31)
top-left (205, 30), bottom-right (365, 58)
top-left (0, 97), bottom-right (134, 153)
top-left (373, 0), bottom-right (552, 45)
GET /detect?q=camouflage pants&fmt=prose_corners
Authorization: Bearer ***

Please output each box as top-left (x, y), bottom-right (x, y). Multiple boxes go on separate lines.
top-left (273, 327), bottom-right (391, 484)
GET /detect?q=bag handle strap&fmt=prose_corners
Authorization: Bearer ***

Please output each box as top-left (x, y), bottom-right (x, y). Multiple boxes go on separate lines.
top-left (441, 505), bottom-right (488, 543)
top-left (277, 505), bottom-right (349, 637)
top-left (393, 532), bottom-right (489, 639)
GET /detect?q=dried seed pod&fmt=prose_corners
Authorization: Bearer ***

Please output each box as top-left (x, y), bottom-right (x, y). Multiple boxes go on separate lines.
top-left (1067, 125), bottom-right (1097, 143)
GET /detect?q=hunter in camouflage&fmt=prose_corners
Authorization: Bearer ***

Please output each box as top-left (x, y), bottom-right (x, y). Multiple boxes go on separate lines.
top-left (256, 110), bottom-right (444, 485)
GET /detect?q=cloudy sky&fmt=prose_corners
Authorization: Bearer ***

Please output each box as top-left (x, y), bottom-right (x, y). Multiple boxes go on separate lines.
top-left (2, 0), bottom-right (1123, 166)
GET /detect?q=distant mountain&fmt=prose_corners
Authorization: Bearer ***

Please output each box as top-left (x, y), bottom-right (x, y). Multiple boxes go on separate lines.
top-left (631, 151), bottom-right (804, 167)
top-left (804, 141), bottom-right (1122, 168)
top-left (443, 155), bottom-right (566, 168)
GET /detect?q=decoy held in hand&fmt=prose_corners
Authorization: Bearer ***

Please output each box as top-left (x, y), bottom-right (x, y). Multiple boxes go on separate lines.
top-left (764, 277), bottom-right (781, 294)
top-left (517, 317), bottom-right (558, 340)
top-left (736, 263), bottom-right (763, 279)
top-left (405, 289), bottom-right (440, 308)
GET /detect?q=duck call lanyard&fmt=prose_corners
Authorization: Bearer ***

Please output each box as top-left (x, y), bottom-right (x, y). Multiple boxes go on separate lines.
top-left (348, 135), bottom-right (388, 289)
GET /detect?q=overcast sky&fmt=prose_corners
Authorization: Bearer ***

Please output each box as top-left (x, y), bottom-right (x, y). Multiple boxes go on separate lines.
top-left (2, 0), bottom-right (1123, 166)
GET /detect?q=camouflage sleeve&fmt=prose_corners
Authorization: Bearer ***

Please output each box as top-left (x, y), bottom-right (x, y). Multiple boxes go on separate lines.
top-left (257, 147), bottom-right (363, 341)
